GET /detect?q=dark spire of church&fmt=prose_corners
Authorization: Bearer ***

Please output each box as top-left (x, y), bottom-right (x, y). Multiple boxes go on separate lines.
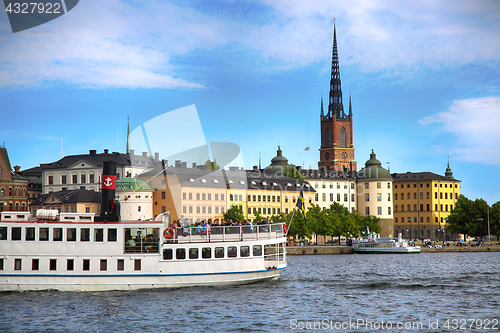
top-left (349, 92), bottom-right (352, 116)
top-left (326, 18), bottom-right (346, 120)
top-left (320, 93), bottom-right (324, 117)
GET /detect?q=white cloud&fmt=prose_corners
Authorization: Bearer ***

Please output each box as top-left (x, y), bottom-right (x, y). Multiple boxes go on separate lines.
top-left (419, 96), bottom-right (500, 165)
top-left (1, 0), bottom-right (499, 88)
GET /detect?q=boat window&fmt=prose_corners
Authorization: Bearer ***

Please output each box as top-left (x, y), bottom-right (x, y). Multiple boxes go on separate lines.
top-left (227, 246), bottom-right (237, 258)
top-left (0, 227), bottom-right (7, 240)
top-left (117, 259), bottom-right (124, 271)
top-left (176, 248), bottom-right (186, 260)
top-left (53, 228), bottom-right (63, 241)
top-left (95, 228), bottom-right (104, 242)
top-left (26, 227), bottom-right (35, 241)
top-left (32, 259), bottom-right (39, 270)
top-left (100, 259), bottom-right (107, 271)
top-left (202, 247), bottom-right (211, 259)
top-left (81, 228), bottom-right (90, 242)
top-left (15, 259), bottom-right (22, 270)
top-left (253, 245), bottom-right (262, 256)
top-left (67, 228), bottom-right (76, 241)
top-left (163, 249), bottom-right (173, 260)
top-left (12, 227), bottom-right (21, 240)
top-left (214, 247), bottom-right (224, 258)
top-left (50, 259), bottom-right (57, 271)
top-left (134, 259), bottom-right (141, 271)
top-left (124, 228), bottom-right (159, 254)
top-left (67, 259), bottom-right (74, 271)
top-left (108, 228), bottom-right (117, 242)
top-left (189, 248), bottom-right (199, 259)
top-left (83, 259), bottom-right (90, 271)
top-left (0, 259), bottom-right (3, 270)
top-left (240, 246), bottom-right (250, 257)
top-left (39, 228), bottom-right (49, 241)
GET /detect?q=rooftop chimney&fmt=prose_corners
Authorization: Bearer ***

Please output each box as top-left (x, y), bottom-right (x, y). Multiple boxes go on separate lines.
top-left (103, 149), bottom-right (109, 154)
top-left (14, 165), bottom-right (20, 173)
top-left (89, 150), bottom-right (97, 155)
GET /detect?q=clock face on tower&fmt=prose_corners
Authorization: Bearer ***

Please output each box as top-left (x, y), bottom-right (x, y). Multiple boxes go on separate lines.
top-left (325, 152), bottom-right (330, 160)
top-left (341, 151), bottom-right (348, 160)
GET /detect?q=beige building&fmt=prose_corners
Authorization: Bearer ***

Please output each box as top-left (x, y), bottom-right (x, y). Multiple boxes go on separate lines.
top-left (29, 189), bottom-right (99, 216)
top-left (356, 150), bottom-right (394, 237)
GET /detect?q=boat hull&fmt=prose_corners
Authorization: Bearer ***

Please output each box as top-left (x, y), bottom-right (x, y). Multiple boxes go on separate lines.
top-left (0, 266), bottom-right (286, 292)
top-left (353, 248), bottom-right (420, 254)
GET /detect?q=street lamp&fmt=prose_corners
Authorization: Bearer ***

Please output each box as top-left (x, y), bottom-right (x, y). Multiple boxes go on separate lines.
top-left (408, 218), bottom-right (413, 240)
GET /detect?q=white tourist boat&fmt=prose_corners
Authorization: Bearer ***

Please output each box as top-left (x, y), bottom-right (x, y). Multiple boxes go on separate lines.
top-left (0, 210), bottom-right (287, 291)
top-left (352, 233), bottom-right (421, 254)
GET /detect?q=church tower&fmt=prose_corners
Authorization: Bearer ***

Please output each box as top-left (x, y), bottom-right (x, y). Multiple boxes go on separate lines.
top-left (318, 20), bottom-right (356, 172)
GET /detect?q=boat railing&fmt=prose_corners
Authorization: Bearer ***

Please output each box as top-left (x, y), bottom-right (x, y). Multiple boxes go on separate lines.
top-left (164, 222), bottom-right (286, 244)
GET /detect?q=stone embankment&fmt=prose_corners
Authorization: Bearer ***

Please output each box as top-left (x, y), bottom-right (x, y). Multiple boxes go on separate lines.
top-left (286, 243), bottom-right (500, 255)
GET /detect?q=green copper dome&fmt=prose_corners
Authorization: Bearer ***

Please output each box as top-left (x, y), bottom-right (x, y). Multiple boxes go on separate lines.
top-left (266, 146), bottom-right (289, 174)
top-left (116, 177), bottom-right (153, 191)
top-left (357, 149), bottom-right (392, 180)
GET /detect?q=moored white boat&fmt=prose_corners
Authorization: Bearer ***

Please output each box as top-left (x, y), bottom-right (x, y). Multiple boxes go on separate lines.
top-left (352, 233), bottom-right (420, 254)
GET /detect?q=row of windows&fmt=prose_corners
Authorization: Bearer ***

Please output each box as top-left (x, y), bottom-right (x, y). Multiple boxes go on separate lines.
top-left (395, 192), bottom-right (457, 200)
top-left (364, 193), bottom-right (391, 202)
top-left (314, 182), bottom-right (355, 190)
top-left (181, 192), bottom-right (225, 201)
top-left (316, 193), bottom-right (355, 202)
top-left (182, 205), bottom-right (226, 214)
top-left (0, 258), bottom-right (141, 272)
top-left (248, 207), bottom-right (281, 215)
top-left (394, 183), bottom-right (458, 189)
top-left (394, 204), bottom-right (453, 212)
top-left (0, 226), bottom-right (117, 242)
top-left (364, 207), bottom-right (391, 216)
top-left (162, 245), bottom-right (264, 260)
top-left (248, 195), bottom-right (281, 202)
top-left (0, 187), bottom-right (26, 197)
top-left (47, 173), bottom-right (106, 186)
top-left (395, 216), bottom-right (448, 223)
top-left (364, 182), bottom-right (391, 189)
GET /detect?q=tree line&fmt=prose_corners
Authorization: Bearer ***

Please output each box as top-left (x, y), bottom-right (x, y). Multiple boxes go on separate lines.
top-left (447, 195), bottom-right (500, 240)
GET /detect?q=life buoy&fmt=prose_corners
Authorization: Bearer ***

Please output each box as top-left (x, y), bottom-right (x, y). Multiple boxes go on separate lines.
top-left (164, 227), bottom-right (175, 239)
top-left (314, 249), bottom-right (318, 254)
top-left (340, 248), bottom-right (344, 253)
top-left (302, 249), bottom-right (306, 254)
top-left (284, 224), bottom-right (288, 234)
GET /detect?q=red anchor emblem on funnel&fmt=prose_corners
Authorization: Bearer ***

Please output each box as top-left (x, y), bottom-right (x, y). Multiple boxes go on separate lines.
top-left (102, 175), bottom-right (116, 189)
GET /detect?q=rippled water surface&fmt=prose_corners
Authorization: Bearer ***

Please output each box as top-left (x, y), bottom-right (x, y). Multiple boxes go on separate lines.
top-left (1, 252), bottom-right (499, 332)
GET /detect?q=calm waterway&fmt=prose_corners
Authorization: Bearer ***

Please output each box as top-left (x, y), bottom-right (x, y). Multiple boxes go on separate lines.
top-left (1, 252), bottom-right (499, 332)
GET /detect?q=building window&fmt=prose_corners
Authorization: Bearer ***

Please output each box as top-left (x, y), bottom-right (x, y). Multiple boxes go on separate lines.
top-left (377, 193), bottom-right (381, 201)
top-left (108, 228), bottom-right (117, 242)
top-left (161, 192), bottom-right (166, 199)
top-left (53, 228), bottom-right (63, 241)
top-left (387, 182), bottom-right (391, 189)
top-left (221, 194), bottom-right (224, 201)
top-left (81, 174), bottom-right (86, 184)
top-left (377, 182), bottom-right (381, 189)
top-left (196, 193), bottom-right (200, 200)
top-left (67, 259), bottom-right (74, 271)
top-left (365, 182), bottom-right (369, 189)
top-left (61, 175), bottom-right (67, 184)
top-left (337, 193), bottom-right (340, 202)
top-left (202, 193), bottom-right (206, 200)
top-left (208, 193), bottom-right (212, 200)
top-left (387, 193), bottom-right (391, 201)
top-left (189, 193), bottom-right (192, 200)
top-left (83, 259), bottom-right (90, 271)
top-left (189, 206), bottom-right (193, 214)
top-left (377, 207), bottom-right (382, 215)
top-left (344, 193), bottom-right (348, 202)
top-left (365, 207), bottom-right (370, 215)
top-left (340, 126), bottom-right (346, 147)
top-left (48, 176), bottom-right (53, 185)
top-left (26, 227), bottom-right (35, 241)
top-left (39, 228), bottom-right (49, 241)
top-left (388, 207), bottom-right (391, 215)
top-left (81, 228), bottom-right (90, 242)
top-left (351, 194), bottom-right (355, 202)
top-left (365, 193), bottom-right (369, 202)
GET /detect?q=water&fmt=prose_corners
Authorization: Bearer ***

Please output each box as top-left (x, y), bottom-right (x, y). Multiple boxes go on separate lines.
top-left (1, 252), bottom-right (499, 332)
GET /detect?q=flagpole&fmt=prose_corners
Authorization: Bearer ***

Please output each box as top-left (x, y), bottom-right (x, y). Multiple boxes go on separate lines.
top-left (287, 208), bottom-right (296, 237)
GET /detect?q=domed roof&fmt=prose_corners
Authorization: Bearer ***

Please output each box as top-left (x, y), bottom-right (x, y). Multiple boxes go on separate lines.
top-left (357, 150), bottom-right (392, 181)
top-left (116, 177), bottom-right (153, 191)
top-left (266, 146), bottom-right (289, 174)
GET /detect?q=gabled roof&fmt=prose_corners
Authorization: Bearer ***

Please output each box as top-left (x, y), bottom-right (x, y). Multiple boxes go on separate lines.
top-left (391, 172), bottom-right (460, 182)
top-left (0, 147), bottom-right (12, 174)
top-left (30, 189), bottom-right (100, 206)
top-left (41, 151), bottom-right (130, 170)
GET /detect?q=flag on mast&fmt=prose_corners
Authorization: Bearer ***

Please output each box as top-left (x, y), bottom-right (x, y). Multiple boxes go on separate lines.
top-left (296, 189), bottom-right (307, 225)
top-left (304, 146), bottom-right (310, 151)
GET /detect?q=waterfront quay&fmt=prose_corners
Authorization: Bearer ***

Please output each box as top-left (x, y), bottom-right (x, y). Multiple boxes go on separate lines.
top-left (286, 242), bottom-right (500, 255)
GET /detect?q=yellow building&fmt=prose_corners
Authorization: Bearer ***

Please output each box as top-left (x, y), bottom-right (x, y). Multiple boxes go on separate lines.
top-left (392, 164), bottom-right (461, 241)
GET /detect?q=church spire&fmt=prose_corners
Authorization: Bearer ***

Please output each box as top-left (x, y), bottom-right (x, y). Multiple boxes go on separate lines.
top-left (349, 92), bottom-right (352, 116)
top-left (126, 114), bottom-right (131, 154)
top-left (327, 18), bottom-right (345, 120)
top-left (320, 93), bottom-right (324, 117)
top-left (445, 156), bottom-right (453, 178)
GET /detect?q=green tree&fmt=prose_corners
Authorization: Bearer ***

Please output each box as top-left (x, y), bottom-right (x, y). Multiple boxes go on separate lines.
top-left (357, 215), bottom-right (382, 235)
top-left (253, 211), bottom-right (264, 223)
top-left (447, 195), bottom-right (473, 238)
top-left (490, 202), bottom-right (500, 238)
top-left (223, 206), bottom-right (244, 222)
top-left (205, 159), bottom-right (220, 170)
top-left (284, 165), bottom-right (305, 180)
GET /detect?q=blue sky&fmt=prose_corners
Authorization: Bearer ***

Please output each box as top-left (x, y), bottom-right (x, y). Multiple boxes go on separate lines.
top-left (1, 0), bottom-right (499, 204)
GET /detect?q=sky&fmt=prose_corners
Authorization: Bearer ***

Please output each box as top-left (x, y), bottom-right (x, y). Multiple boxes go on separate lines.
top-left (1, 0), bottom-right (499, 204)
